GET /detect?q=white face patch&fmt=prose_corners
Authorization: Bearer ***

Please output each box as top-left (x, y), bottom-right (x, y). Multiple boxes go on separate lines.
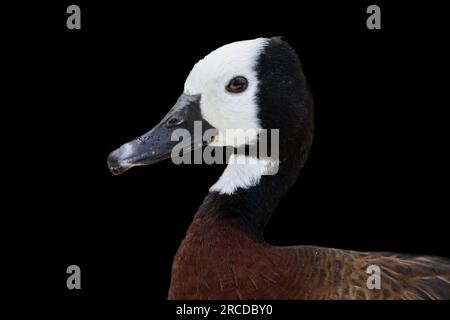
top-left (184, 38), bottom-right (268, 143)
top-left (184, 38), bottom-right (274, 195)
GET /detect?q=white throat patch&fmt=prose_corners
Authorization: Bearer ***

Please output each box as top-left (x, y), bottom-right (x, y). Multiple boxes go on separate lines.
top-left (210, 154), bottom-right (279, 195)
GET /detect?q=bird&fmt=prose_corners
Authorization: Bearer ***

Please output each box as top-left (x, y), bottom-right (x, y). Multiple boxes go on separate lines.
top-left (107, 37), bottom-right (450, 299)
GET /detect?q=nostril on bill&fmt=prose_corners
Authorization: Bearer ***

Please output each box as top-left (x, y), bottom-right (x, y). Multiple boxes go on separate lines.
top-left (166, 117), bottom-right (184, 127)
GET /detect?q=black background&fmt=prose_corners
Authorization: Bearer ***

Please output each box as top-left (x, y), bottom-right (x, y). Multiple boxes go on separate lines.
top-left (5, 0), bottom-right (449, 316)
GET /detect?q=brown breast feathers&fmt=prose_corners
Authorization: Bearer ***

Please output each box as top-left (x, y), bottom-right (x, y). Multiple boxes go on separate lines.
top-left (168, 203), bottom-right (450, 300)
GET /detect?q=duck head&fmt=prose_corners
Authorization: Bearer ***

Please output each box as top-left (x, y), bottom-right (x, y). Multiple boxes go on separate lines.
top-left (108, 37), bottom-right (313, 197)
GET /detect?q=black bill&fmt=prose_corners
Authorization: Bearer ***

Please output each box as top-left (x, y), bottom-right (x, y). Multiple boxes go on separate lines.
top-left (107, 94), bottom-right (216, 175)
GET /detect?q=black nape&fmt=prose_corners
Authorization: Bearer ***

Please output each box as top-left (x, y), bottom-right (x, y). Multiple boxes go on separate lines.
top-left (202, 38), bottom-right (314, 240)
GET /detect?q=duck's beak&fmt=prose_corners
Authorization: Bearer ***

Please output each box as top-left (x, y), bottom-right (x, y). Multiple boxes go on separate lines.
top-left (107, 94), bottom-right (215, 175)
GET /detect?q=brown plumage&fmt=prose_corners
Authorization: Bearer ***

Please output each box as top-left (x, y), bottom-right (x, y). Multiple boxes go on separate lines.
top-left (169, 195), bottom-right (450, 300)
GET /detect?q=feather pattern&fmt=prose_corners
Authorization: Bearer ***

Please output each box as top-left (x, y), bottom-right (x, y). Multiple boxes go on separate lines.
top-left (169, 201), bottom-right (450, 300)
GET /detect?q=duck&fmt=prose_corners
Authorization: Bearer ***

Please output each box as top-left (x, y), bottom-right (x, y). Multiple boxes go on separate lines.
top-left (107, 37), bottom-right (450, 300)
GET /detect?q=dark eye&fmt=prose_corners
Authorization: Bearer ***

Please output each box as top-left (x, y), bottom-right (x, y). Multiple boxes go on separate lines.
top-left (226, 76), bottom-right (248, 93)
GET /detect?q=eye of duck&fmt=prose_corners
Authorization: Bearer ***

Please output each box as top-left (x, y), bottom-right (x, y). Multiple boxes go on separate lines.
top-left (226, 76), bottom-right (248, 93)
